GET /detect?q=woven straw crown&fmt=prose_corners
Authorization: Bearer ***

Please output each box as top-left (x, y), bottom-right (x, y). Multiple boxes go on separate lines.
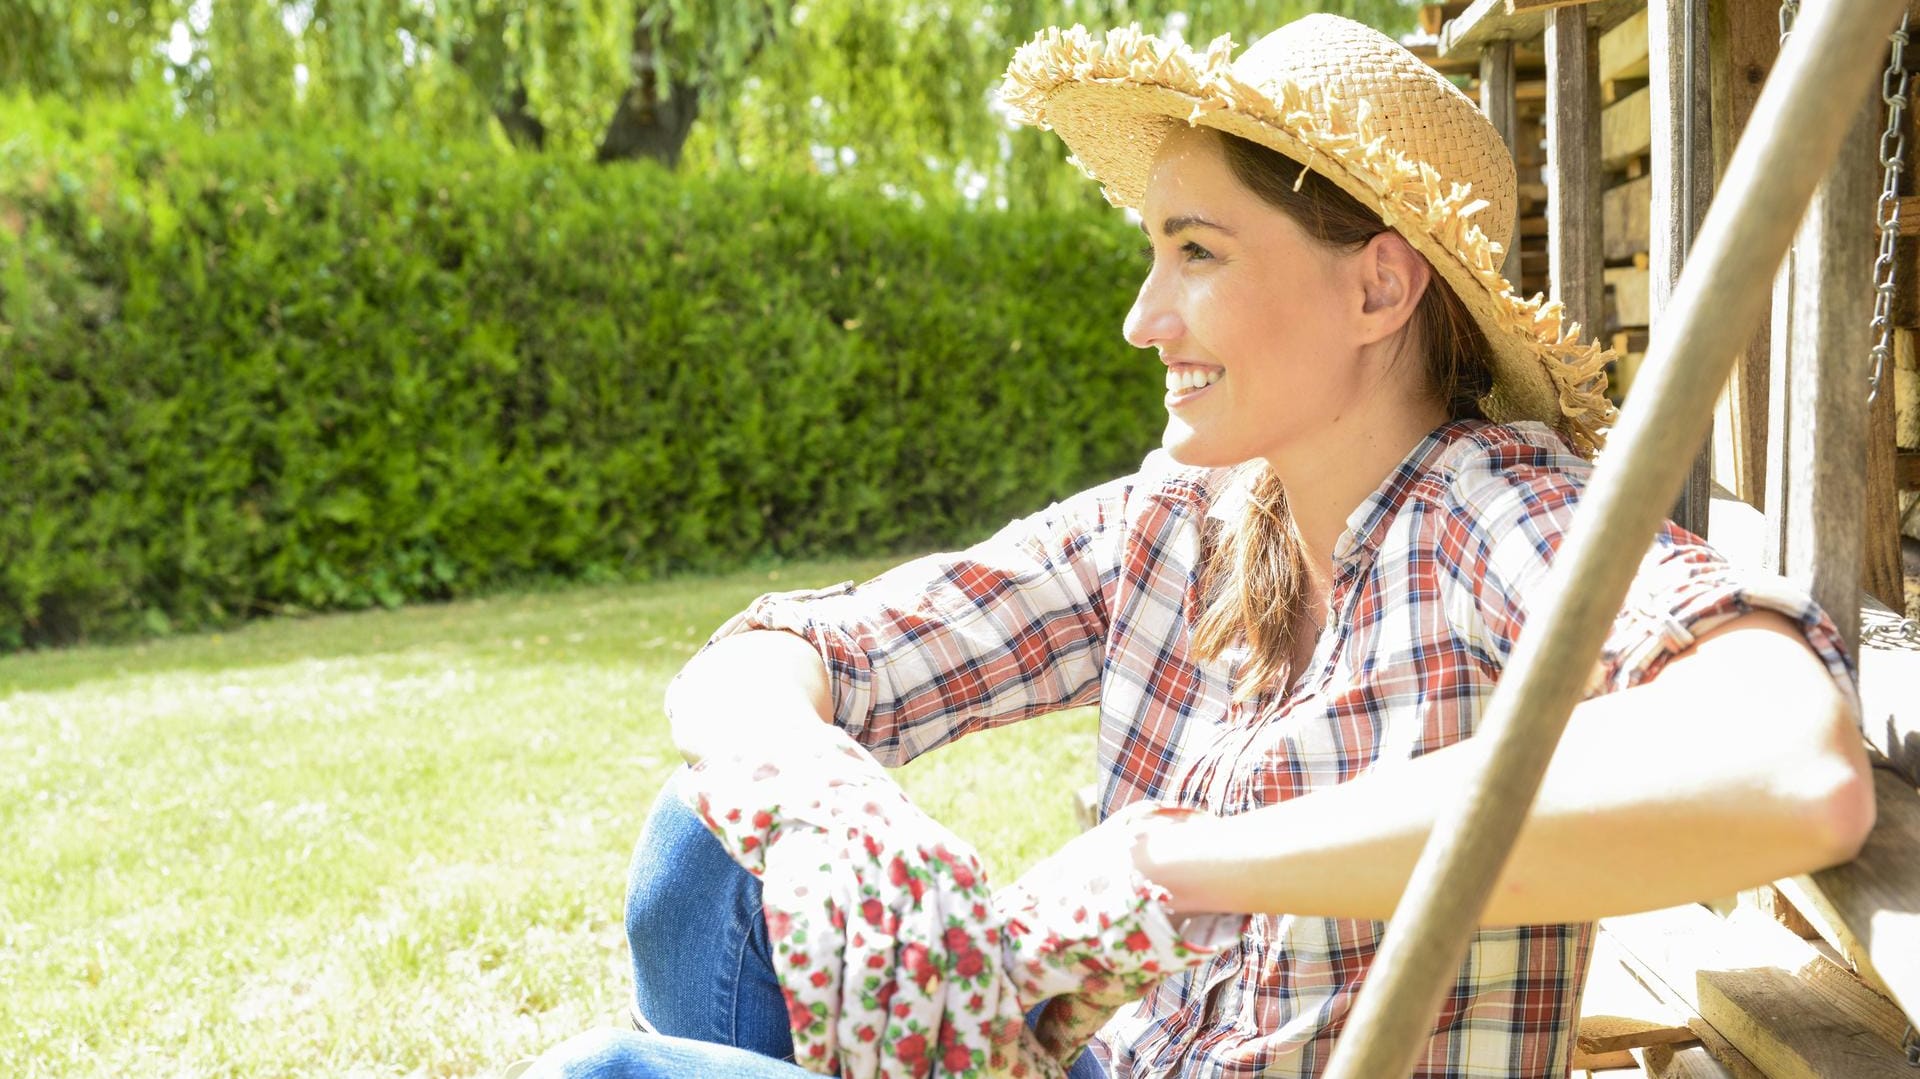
top-left (1001, 14), bottom-right (1616, 455)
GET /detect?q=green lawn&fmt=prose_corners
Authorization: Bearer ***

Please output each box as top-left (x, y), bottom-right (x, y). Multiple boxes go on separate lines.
top-left (0, 558), bottom-right (1098, 1077)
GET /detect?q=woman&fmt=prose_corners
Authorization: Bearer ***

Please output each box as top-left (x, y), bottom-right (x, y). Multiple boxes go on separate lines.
top-left (527, 14), bottom-right (1873, 1078)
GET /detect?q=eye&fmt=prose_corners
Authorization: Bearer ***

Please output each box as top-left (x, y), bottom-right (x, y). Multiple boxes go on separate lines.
top-left (1138, 240), bottom-right (1216, 264)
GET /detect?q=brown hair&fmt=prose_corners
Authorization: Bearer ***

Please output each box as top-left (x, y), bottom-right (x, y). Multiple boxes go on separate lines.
top-left (1187, 131), bottom-right (1494, 700)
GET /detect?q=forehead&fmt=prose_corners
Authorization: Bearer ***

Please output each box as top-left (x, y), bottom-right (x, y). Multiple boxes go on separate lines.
top-left (1140, 127), bottom-right (1266, 224)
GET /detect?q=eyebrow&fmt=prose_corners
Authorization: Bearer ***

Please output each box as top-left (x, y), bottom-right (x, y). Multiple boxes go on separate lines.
top-left (1140, 214), bottom-right (1237, 238)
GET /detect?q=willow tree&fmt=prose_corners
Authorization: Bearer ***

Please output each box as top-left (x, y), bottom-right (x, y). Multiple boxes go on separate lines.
top-left (4, 0), bottom-right (1417, 206)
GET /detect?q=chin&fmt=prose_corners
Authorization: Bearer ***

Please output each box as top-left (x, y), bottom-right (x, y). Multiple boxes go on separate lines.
top-left (1161, 427), bottom-right (1251, 470)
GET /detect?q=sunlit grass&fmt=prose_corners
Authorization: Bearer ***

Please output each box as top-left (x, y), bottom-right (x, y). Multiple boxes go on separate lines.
top-left (0, 558), bottom-right (1097, 1077)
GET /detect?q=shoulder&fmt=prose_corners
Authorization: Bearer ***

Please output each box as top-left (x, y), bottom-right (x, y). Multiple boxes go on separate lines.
top-left (1415, 420), bottom-right (1594, 525)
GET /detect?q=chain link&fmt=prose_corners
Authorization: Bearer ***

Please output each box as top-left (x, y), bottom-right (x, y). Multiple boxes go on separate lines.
top-left (1869, 13), bottom-right (1910, 404)
top-left (1783, 0), bottom-right (1909, 405)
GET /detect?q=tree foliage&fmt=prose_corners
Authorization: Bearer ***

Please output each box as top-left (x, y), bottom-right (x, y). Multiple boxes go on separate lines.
top-left (3, 0), bottom-right (1417, 205)
top-left (0, 96), bottom-right (1164, 646)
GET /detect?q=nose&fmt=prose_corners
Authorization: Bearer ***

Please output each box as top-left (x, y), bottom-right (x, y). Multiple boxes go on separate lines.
top-left (1123, 265), bottom-right (1183, 350)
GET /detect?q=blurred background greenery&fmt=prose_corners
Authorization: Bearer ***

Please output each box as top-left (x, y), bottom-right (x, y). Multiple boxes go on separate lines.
top-left (3, 1), bottom-right (1415, 205)
top-left (1, 0), bottom-right (1419, 652)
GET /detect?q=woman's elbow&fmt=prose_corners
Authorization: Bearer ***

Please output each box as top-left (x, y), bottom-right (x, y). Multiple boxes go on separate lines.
top-left (1792, 684), bottom-right (1876, 869)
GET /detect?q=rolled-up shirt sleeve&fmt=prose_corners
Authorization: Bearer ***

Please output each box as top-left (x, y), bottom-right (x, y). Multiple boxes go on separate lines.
top-left (696, 475), bottom-right (1139, 766)
top-left (1435, 439), bottom-right (1855, 700)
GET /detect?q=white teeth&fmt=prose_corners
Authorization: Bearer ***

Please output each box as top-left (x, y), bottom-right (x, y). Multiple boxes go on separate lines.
top-left (1165, 367), bottom-right (1222, 393)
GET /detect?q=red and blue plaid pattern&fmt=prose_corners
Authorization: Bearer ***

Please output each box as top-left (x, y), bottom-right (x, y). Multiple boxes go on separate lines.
top-left (711, 419), bottom-right (1851, 1078)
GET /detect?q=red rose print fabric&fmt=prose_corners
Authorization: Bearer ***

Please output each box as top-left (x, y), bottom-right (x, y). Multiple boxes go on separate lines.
top-left (683, 729), bottom-right (1243, 1078)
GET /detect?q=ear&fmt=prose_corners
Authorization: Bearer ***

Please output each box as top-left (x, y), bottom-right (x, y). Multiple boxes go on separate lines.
top-left (1354, 231), bottom-right (1431, 345)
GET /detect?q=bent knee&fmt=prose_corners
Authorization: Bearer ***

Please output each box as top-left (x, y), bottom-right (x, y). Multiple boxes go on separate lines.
top-left (519, 1028), bottom-right (653, 1079)
top-left (625, 770), bottom-right (749, 945)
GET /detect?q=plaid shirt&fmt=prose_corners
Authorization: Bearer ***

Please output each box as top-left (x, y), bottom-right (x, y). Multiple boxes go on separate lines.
top-left (718, 419), bottom-right (1851, 1079)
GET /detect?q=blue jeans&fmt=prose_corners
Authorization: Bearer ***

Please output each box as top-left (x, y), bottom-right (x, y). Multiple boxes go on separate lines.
top-left (524, 771), bottom-right (1111, 1078)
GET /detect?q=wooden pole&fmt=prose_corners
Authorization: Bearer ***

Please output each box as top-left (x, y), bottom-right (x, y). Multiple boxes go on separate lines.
top-left (1317, 1), bottom-right (1909, 1075)
top-left (1650, 0), bottom-right (1716, 536)
top-left (1481, 40), bottom-right (1526, 288)
top-left (1765, 94), bottom-right (1880, 656)
top-left (1708, 0), bottom-right (1781, 508)
top-left (1546, 11), bottom-right (1605, 339)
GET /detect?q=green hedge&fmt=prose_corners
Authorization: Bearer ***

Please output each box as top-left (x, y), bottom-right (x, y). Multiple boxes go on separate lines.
top-left (0, 98), bottom-right (1163, 649)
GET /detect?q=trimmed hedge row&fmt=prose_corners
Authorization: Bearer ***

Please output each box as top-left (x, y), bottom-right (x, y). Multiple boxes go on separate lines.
top-left (0, 99), bottom-right (1162, 648)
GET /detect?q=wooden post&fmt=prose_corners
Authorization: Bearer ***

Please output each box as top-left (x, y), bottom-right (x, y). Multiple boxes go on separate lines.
top-left (1764, 95), bottom-right (1880, 656)
top-left (1651, 0), bottom-right (1716, 537)
top-left (1318, 1), bottom-right (1910, 1073)
top-left (1709, 0), bottom-right (1782, 508)
top-left (1481, 39), bottom-right (1525, 287)
top-left (1866, 378), bottom-right (1904, 606)
top-left (1546, 11), bottom-right (1604, 340)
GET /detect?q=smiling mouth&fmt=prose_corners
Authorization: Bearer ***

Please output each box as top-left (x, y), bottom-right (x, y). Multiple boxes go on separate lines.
top-left (1164, 365), bottom-right (1223, 403)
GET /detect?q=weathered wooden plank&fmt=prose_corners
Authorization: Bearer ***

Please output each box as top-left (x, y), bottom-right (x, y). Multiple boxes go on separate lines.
top-left (1600, 8), bottom-right (1650, 83)
top-left (1772, 871), bottom-right (1900, 1003)
top-left (1548, 11), bottom-right (1605, 339)
top-left (1481, 40), bottom-right (1525, 289)
top-left (1571, 1044), bottom-right (1640, 1068)
top-left (1603, 905), bottom-right (1915, 1077)
top-left (1696, 962), bottom-right (1913, 1078)
top-left (1420, 3), bottom-right (1471, 37)
top-left (1707, 0), bottom-right (1780, 509)
top-left (1897, 328), bottom-right (1918, 449)
top-left (1606, 264), bottom-right (1651, 327)
top-left (1865, 368), bottom-right (1903, 605)
top-left (1764, 93), bottom-right (1880, 656)
top-left (1438, 0), bottom-right (1643, 58)
top-left (1580, 1016), bottom-right (1697, 1056)
top-left (1683, 1020), bottom-right (1768, 1079)
top-left (1649, 0), bottom-right (1716, 538)
top-left (1897, 450), bottom-right (1920, 488)
top-left (1407, 40), bottom-right (1549, 78)
top-left (1635, 1042), bottom-right (1736, 1078)
top-left (1603, 174), bottom-right (1652, 264)
top-left (1899, 195), bottom-right (1920, 234)
top-left (1736, 885), bottom-right (1820, 939)
top-left (1602, 85), bottom-right (1653, 168)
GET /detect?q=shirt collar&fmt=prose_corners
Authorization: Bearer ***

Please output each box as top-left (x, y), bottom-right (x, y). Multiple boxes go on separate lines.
top-left (1198, 419), bottom-right (1498, 560)
top-left (1330, 419), bottom-right (1489, 565)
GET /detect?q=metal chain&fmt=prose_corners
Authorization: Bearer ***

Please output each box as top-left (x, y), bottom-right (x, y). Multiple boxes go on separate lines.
top-left (1783, 0), bottom-right (1909, 405)
top-left (1869, 13), bottom-right (1910, 404)
top-left (1904, 1021), bottom-right (1919, 1066)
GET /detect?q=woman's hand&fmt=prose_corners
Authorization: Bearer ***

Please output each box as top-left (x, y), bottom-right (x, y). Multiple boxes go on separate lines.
top-left (994, 801), bottom-right (1246, 1060)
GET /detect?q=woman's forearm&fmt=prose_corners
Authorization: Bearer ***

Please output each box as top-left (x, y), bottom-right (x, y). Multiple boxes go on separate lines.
top-left (1137, 612), bottom-right (1875, 925)
top-left (666, 629), bottom-right (838, 765)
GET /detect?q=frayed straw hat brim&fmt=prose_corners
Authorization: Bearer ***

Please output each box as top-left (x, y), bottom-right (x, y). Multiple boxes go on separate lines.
top-left (1001, 20), bottom-right (1617, 455)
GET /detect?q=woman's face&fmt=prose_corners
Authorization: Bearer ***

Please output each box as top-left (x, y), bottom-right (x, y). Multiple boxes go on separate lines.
top-left (1125, 127), bottom-right (1377, 470)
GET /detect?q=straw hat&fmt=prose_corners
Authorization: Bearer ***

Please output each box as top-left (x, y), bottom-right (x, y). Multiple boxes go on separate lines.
top-left (1000, 15), bottom-right (1616, 455)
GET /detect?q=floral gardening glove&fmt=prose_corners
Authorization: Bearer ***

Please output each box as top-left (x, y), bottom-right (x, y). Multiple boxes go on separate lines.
top-left (684, 727), bottom-right (1060, 1079)
top-left (994, 801), bottom-right (1248, 1063)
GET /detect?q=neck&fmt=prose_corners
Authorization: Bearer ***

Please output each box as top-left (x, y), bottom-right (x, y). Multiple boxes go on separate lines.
top-left (1263, 385), bottom-right (1449, 571)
